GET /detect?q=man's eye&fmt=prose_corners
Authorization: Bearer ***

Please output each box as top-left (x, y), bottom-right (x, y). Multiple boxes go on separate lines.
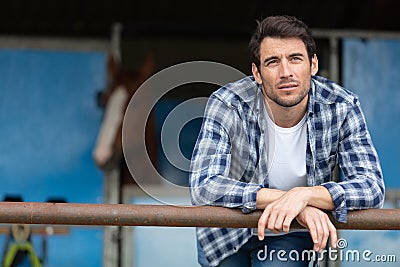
top-left (291, 57), bottom-right (303, 62)
top-left (266, 60), bottom-right (278, 67)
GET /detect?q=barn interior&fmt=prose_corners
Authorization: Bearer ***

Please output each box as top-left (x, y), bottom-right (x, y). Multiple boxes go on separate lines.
top-left (1, 1), bottom-right (400, 266)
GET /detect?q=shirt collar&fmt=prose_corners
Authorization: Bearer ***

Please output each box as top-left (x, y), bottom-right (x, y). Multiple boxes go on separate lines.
top-left (307, 77), bottom-right (316, 117)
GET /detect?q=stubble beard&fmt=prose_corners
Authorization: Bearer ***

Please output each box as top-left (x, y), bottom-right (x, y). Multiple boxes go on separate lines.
top-left (265, 88), bottom-right (308, 108)
top-left (262, 79), bottom-right (310, 108)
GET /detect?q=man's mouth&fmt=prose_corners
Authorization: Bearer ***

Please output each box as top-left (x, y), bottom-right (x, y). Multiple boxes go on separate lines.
top-left (277, 83), bottom-right (299, 91)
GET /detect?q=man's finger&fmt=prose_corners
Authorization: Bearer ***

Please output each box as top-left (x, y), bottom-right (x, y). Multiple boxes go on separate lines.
top-left (274, 213), bottom-right (287, 232)
top-left (319, 217), bottom-right (329, 252)
top-left (258, 210), bottom-right (270, 240)
top-left (266, 207), bottom-right (279, 233)
top-left (282, 214), bottom-right (294, 233)
top-left (329, 222), bottom-right (338, 249)
top-left (313, 219), bottom-right (323, 252)
top-left (306, 219), bottom-right (319, 249)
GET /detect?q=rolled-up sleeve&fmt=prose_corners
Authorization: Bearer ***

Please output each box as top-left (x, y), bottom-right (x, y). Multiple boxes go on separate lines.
top-left (322, 99), bottom-right (385, 223)
top-left (189, 93), bottom-right (262, 213)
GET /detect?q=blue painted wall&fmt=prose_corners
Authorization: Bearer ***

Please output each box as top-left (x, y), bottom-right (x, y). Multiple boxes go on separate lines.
top-left (342, 38), bottom-right (400, 188)
top-left (340, 38), bottom-right (400, 266)
top-left (128, 99), bottom-right (205, 267)
top-left (154, 99), bottom-right (204, 186)
top-left (131, 196), bottom-right (199, 267)
top-left (0, 49), bottom-right (106, 266)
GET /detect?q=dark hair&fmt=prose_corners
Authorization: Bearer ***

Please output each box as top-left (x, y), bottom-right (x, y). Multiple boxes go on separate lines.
top-left (248, 15), bottom-right (316, 68)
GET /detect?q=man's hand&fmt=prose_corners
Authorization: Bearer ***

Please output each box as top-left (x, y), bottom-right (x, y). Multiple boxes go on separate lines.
top-left (257, 187), bottom-right (309, 239)
top-left (296, 206), bottom-right (337, 252)
top-left (256, 186), bottom-right (336, 242)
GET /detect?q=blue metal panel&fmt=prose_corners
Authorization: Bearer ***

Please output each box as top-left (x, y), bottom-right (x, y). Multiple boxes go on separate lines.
top-left (154, 99), bottom-right (204, 186)
top-left (0, 48), bottom-right (106, 266)
top-left (342, 38), bottom-right (400, 188)
top-left (341, 38), bottom-right (400, 267)
top-left (131, 196), bottom-right (199, 267)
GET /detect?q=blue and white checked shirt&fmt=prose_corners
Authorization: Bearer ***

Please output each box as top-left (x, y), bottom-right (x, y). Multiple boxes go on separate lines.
top-left (189, 75), bottom-right (385, 267)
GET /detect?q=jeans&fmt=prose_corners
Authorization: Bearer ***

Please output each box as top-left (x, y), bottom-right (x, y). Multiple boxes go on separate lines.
top-left (198, 232), bottom-right (314, 267)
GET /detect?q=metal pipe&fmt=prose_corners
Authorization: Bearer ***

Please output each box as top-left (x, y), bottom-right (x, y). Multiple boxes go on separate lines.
top-left (0, 202), bottom-right (399, 230)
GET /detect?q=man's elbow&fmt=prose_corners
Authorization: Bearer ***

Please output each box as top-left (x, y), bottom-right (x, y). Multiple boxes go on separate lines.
top-left (370, 180), bottom-right (385, 209)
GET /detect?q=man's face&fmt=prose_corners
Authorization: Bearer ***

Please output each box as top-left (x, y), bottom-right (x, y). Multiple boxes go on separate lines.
top-left (252, 37), bottom-right (318, 108)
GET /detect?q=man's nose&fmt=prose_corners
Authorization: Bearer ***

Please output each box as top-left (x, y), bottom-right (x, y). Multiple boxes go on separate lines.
top-left (279, 60), bottom-right (293, 78)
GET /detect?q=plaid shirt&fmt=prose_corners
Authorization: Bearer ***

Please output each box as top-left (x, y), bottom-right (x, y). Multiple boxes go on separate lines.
top-left (189, 75), bottom-right (385, 267)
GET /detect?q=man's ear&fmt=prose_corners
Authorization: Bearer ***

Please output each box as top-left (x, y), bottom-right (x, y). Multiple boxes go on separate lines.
top-left (252, 63), bottom-right (262, 85)
top-left (311, 54), bottom-right (319, 76)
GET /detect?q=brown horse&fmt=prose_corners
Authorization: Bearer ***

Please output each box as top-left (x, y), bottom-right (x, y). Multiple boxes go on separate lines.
top-left (93, 53), bottom-right (158, 186)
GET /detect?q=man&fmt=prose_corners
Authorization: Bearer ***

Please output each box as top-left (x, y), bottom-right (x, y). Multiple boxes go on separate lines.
top-left (189, 15), bottom-right (385, 267)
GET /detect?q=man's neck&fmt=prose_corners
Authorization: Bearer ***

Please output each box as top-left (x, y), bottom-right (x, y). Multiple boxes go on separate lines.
top-left (265, 97), bottom-right (308, 128)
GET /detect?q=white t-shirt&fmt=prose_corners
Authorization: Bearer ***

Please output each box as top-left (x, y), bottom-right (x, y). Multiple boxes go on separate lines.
top-left (253, 110), bottom-right (309, 236)
top-left (265, 112), bottom-right (308, 190)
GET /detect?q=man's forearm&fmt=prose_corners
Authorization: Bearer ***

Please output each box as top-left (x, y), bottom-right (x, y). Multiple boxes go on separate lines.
top-left (306, 185), bottom-right (335, 210)
top-left (256, 188), bottom-right (285, 209)
top-left (256, 186), bottom-right (335, 210)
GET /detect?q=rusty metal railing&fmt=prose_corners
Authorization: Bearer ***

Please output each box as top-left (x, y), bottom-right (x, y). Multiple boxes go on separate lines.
top-left (0, 202), bottom-right (399, 230)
